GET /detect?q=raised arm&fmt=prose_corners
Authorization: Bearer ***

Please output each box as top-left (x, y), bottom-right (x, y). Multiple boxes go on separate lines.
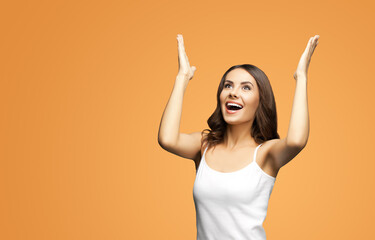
top-left (157, 34), bottom-right (201, 160)
top-left (267, 35), bottom-right (320, 169)
top-left (288, 35), bottom-right (319, 146)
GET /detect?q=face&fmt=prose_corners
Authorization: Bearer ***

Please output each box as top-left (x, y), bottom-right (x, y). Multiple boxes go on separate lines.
top-left (220, 68), bottom-right (260, 125)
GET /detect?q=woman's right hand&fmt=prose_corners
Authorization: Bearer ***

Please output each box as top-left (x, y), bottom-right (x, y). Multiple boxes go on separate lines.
top-left (176, 34), bottom-right (196, 81)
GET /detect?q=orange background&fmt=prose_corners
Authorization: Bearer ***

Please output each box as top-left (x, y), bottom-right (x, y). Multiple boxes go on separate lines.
top-left (1, 0), bottom-right (375, 239)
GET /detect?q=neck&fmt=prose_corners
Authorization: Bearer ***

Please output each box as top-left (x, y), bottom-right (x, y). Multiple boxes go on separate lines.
top-left (223, 121), bottom-right (256, 150)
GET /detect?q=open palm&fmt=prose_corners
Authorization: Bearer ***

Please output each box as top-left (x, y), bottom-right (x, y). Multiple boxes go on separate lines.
top-left (177, 34), bottom-right (196, 80)
top-left (294, 35), bottom-right (320, 79)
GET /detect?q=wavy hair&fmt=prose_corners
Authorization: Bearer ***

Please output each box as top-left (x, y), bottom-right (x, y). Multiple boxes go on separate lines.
top-left (201, 64), bottom-right (280, 151)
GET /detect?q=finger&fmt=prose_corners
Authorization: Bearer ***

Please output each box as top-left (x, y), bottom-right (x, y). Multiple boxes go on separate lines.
top-left (310, 36), bottom-right (316, 52)
top-left (185, 52), bottom-right (190, 66)
top-left (179, 36), bottom-right (186, 54)
top-left (177, 35), bottom-right (186, 55)
top-left (179, 34), bottom-right (184, 45)
top-left (304, 37), bottom-right (313, 53)
top-left (177, 34), bottom-right (193, 70)
top-left (177, 36), bottom-right (187, 64)
top-left (312, 42), bottom-right (318, 52)
top-left (312, 36), bottom-right (319, 50)
top-left (313, 35), bottom-right (319, 45)
top-left (182, 40), bottom-right (190, 65)
top-left (177, 35), bottom-right (190, 63)
top-left (309, 36), bottom-right (318, 52)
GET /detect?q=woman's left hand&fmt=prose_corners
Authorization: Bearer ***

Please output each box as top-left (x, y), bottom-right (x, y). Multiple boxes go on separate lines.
top-left (294, 35), bottom-right (320, 80)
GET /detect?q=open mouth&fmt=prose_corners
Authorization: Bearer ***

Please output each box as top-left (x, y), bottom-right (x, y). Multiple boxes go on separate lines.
top-left (225, 102), bottom-right (243, 113)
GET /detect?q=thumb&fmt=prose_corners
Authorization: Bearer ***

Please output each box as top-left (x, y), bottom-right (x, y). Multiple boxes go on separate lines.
top-left (191, 66), bottom-right (197, 73)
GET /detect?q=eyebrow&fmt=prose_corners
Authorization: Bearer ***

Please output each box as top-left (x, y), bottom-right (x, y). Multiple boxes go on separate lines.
top-left (225, 80), bottom-right (254, 87)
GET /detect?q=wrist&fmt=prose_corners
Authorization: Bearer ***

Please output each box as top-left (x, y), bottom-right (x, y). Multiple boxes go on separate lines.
top-left (176, 74), bottom-right (189, 81)
top-left (294, 74), bottom-right (307, 81)
top-left (174, 77), bottom-right (188, 91)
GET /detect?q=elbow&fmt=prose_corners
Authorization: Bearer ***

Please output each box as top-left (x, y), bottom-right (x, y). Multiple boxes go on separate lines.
top-left (158, 138), bottom-right (169, 151)
top-left (297, 140), bottom-right (307, 149)
top-left (158, 131), bottom-right (170, 148)
top-left (287, 138), bottom-right (308, 149)
top-left (158, 136), bottom-right (168, 149)
top-left (158, 136), bottom-right (175, 150)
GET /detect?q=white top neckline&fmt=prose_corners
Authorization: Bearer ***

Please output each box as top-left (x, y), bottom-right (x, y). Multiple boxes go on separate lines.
top-left (202, 143), bottom-right (276, 180)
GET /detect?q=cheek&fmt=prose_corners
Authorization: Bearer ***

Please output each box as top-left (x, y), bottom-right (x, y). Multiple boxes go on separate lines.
top-left (244, 96), bottom-right (259, 108)
top-left (244, 96), bottom-right (258, 105)
top-left (219, 92), bottom-right (226, 104)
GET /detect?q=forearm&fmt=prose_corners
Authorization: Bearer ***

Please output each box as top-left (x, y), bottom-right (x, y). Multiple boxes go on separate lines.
top-left (286, 76), bottom-right (309, 147)
top-left (158, 76), bottom-right (188, 146)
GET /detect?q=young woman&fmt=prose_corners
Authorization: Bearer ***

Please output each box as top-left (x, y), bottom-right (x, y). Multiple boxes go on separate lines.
top-left (158, 34), bottom-right (319, 240)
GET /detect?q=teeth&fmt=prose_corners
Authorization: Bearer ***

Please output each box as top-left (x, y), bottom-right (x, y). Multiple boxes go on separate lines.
top-left (227, 102), bottom-right (243, 108)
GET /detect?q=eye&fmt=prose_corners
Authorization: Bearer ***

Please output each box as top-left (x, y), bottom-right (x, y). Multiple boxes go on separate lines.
top-left (224, 83), bottom-right (251, 90)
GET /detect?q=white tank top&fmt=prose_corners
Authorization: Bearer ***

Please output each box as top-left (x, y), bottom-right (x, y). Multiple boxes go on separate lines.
top-left (193, 143), bottom-right (276, 240)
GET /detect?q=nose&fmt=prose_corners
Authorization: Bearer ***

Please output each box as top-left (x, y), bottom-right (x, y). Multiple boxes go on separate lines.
top-left (229, 87), bottom-right (239, 98)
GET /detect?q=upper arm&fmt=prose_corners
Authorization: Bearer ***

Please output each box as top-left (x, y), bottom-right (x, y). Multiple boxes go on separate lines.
top-left (159, 131), bottom-right (203, 161)
top-left (265, 138), bottom-right (306, 170)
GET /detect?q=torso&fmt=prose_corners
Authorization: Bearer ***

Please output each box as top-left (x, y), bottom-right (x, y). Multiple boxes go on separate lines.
top-left (194, 140), bottom-right (279, 178)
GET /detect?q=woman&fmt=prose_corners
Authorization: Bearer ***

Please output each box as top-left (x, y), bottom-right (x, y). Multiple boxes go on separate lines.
top-left (158, 34), bottom-right (319, 240)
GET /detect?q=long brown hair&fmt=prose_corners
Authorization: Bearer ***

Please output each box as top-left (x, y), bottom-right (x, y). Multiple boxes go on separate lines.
top-left (201, 64), bottom-right (280, 151)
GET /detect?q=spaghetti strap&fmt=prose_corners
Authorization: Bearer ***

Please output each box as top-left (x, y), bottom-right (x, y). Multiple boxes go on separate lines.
top-left (252, 143), bottom-right (263, 163)
top-left (193, 140), bottom-right (275, 239)
top-left (203, 144), bottom-right (209, 157)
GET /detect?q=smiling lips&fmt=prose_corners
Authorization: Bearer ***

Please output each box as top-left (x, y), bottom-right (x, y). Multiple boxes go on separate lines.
top-left (225, 101), bottom-right (243, 114)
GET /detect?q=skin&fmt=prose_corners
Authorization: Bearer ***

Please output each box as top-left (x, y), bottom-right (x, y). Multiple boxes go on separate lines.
top-left (219, 68), bottom-right (260, 150)
top-left (203, 69), bottom-right (266, 174)
top-left (162, 34), bottom-right (320, 177)
top-left (205, 35), bottom-right (320, 176)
